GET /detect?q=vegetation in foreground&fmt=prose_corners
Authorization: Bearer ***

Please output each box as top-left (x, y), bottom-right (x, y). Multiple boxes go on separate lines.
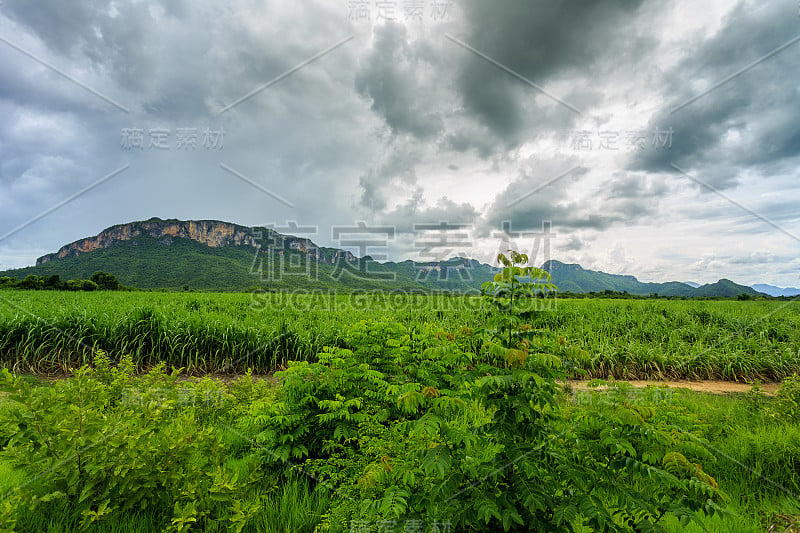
top-left (0, 252), bottom-right (797, 531)
top-left (1, 349), bottom-right (799, 530)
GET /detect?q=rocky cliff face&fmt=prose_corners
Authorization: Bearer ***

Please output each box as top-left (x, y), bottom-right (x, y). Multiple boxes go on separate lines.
top-left (35, 218), bottom-right (357, 266)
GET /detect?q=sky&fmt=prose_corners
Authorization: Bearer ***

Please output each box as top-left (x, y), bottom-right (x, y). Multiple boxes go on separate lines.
top-left (0, 0), bottom-right (799, 287)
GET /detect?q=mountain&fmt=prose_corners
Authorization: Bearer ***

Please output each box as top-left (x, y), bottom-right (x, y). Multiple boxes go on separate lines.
top-left (2, 218), bottom-right (495, 292)
top-left (692, 279), bottom-right (763, 298)
top-left (541, 260), bottom-right (762, 297)
top-left (684, 281), bottom-right (701, 288)
top-left (751, 284), bottom-right (800, 297)
top-left (0, 218), bottom-right (768, 297)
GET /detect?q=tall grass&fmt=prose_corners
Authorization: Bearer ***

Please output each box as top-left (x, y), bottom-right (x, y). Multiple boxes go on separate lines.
top-left (0, 291), bottom-right (485, 374)
top-left (661, 388), bottom-right (800, 532)
top-left (0, 468), bottom-right (331, 533)
top-left (1, 290), bottom-right (799, 379)
top-left (566, 385), bottom-right (800, 532)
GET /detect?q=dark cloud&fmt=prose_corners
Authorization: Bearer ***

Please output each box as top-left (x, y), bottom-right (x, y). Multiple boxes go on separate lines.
top-left (452, 0), bottom-right (650, 145)
top-left (482, 164), bottom-right (667, 235)
top-left (2, 0), bottom-right (159, 91)
top-left (629, 1), bottom-right (800, 188)
top-left (608, 173), bottom-right (662, 199)
top-left (0, 0), bottom-right (797, 286)
top-left (562, 235), bottom-right (588, 252)
top-left (374, 191), bottom-right (480, 234)
top-left (481, 158), bottom-right (599, 232)
top-left (356, 137), bottom-right (421, 210)
top-left (355, 22), bottom-right (444, 139)
top-left (0, 0), bottom-right (368, 256)
top-left (442, 125), bottom-right (497, 159)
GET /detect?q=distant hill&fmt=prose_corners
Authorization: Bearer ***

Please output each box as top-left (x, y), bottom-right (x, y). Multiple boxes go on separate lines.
top-left (541, 260), bottom-right (762, 298)
top-left (1, 218), bottom-right (495, 292)
top-left (751, 284), bottom-right (800, 297)
top-left (692, 279), bottom-right (763, 298)
top-left (0, 218), bottom-right (768, 297)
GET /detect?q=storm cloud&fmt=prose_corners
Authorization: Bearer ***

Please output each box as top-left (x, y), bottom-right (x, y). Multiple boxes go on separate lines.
top-left (0, 0), bottom-right (797, 286)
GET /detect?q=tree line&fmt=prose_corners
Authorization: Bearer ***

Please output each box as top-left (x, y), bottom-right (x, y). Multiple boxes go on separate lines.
top-left (0, 271), bottom-right (131, 291)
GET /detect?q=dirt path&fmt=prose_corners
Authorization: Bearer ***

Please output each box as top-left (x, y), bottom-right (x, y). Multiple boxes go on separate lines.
top-left (565, 379), bottom-right (781, 395)
top-left (14, 373), bottom-right (784, 395)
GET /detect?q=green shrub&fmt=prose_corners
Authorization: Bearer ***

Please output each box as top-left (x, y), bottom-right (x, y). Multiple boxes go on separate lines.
top-left (239, 251), bottom-right (729, 531)
top-left (0, 353), bottom-right (255, 532)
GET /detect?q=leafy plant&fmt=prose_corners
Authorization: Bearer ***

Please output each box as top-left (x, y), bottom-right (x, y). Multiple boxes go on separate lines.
top-left (0, 353), bottom-right (254, 532)
top-left (239, 320), bottom-right (464, 467)
top-left (356, 251), bottom-right (727, 531)
top-left (481, 250), bottom-right (556, 355)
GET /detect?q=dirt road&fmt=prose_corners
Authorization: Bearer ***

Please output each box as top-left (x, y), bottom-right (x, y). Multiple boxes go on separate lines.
top-left (565, 379), bottom-right (781, 395)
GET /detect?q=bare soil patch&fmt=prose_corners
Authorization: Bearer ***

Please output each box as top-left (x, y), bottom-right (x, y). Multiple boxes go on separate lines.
top-left (565, 379), bottom-right (781, 395)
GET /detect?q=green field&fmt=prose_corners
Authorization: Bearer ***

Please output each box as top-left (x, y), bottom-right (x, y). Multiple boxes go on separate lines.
top-left (1, 290), bottom-right (798, 380)
top-left (1, 287), bottom-right (800, 531)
